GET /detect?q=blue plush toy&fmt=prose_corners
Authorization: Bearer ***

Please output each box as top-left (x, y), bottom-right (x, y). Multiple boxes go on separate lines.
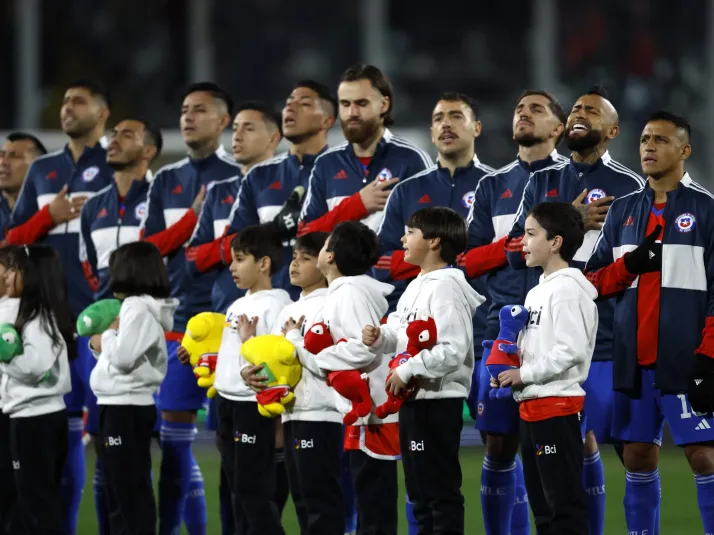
top-left (483, 304), bottom-right (529, 400)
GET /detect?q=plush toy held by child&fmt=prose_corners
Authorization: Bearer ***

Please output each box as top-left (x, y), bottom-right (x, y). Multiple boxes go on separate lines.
top-left (76, 299), bottom-right (122, 337)
top-left (375, 316), bottom-right (437, 419)
top-left (484, 304), bottom-right (529, 400)
top-left (303, 321), bottom-right (371, 425)
top-left (181, 312), bottom-right (225, 398)
top-left (0, 323), bottom-right (22, 363)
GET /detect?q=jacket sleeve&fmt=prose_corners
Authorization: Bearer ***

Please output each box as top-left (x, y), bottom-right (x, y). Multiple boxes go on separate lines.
top-left (373, 185), bottom-right (416, 281)
top-left (371, 308), bottom-right (400, 355)
top-left (186, 186), bottom-right (218, 276)
top-left (506, 176), bottom-right (535, 270)
top-left (395, 302), bottom-right (472, 382)
top-left (285, 328), bottom-right (326, 378)
top-left (519, 297), bottom-right (596, 385)
top-left (100, 301), bottom-right (159, 374)
top-left (696, 211), bottom-right (714, 358)
top-left (0, 319), bottom-right (61, 384)
top-left (79, 203), bottom-right (99, 293)
top-left (6, 167), bottom-right (56, 244)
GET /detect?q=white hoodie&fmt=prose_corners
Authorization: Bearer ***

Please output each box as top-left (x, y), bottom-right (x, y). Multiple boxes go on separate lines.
top-left (373, 268), bottom-right (485, 400)
top-left (276, 288), bottom-right (342, 424)
top-left (515, 268), bottom-right (598, 402)
top-left (0, 314), bottom-right (71, 418)
top-left (214, 288), bottom-right (293, 402)
top-left (312, 275), bottom-right (394, 425)
top-left (0, 297), bottom-right (19, 411)
top-left (90, 295), bottom-right (178, 406)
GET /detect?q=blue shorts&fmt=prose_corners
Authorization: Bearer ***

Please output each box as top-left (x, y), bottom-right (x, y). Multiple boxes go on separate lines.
top-left (612, 367), bottom-right (714, 446)
top-left (475, 357), bottom-right (520, 435)
top-left (582, 360), bottom-right (615, 443)
top-left (64, 336), bottom-right (100, 433)
top-left (156, 340), bottom-right (207, 412)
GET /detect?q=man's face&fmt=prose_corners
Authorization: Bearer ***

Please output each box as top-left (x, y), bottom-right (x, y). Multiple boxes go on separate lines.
top-left (0, 139), bottom-right (38, 193)
top-left (338, 79), bottom-right (387, 144)
top-left (640, 120), bottom-right (690, 179)
top-left (180, 91), bottom-right (227, 149)
top-left (282, 87), bottom-right (328, 143)
top-left (106, 120), bottom-right (148, 171)
top-left (60, 87), bottom-right (104, 138)
top-left (232, 109), bottom-right (275, 166)
top-left (431, 99), bottom-right (480, 157)
top-left (513, 94), bottom-right (562, 147)
top-left (565, 94), bottom-right (611, 152)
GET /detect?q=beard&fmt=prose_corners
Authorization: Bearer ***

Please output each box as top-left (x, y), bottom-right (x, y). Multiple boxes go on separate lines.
top-left (284, 126), bottom-right (321, 145)
top-left (64, 121), bottom-right (96, 139)
top-left (341, 117), bottom-right (381, 144)
top-left (514, 132), bottom-right (546, 147)
top-left (107, 153), bottom-right (141, 171)
top-left (565, 129), bottom-right (602, 152)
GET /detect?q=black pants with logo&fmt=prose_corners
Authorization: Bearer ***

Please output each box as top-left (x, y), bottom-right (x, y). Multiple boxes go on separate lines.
top-left (9, 409), bottom-right (68, 535)
top-left (98, 404), bottom-right (157, 535)
top-left (520, 413), bottom-right (588, 535)
top-left (283, 420), bottom-right (344, 534)
top-left (399, 398), bottom-right (464, 535)
top-left (216, 396), bottom-right (284, 535)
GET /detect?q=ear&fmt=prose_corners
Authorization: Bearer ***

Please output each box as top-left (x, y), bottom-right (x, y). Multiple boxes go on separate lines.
top-left (606, 124), bottom-right (620, 141)
top-left (550, 234), bottom-right (563, 254)
top-left (322, 114), bottom-right (336, 131)
top-left (326, 250), bottom-right (335, 265)
top-left (429, 236), bottom-right (441, 252)
top-left (551, 121), bottom-right (565, 142)
top-left (258, 256), bottom-right (271, 274)
top-left (142, 144), bottom-right (157, 163)
top-left (681, 143), bottom-right (692, 161)
top-left (380, 96), bottom-right (391, 117)
top-left (472, 120), bottom-right (483, 138)
top-left (99, 105), bottom-right (110, 125)
top-left (219, 112), bottom-right (231, 132)
top-left (270, 130), bottom-right (282, 150)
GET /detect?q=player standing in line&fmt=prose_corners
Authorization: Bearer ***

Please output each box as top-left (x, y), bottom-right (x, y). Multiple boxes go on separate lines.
top-left (140, 82), bottom-right (241, 535)
top-left (506, 86), bottom-right (645, 535)
top-left (586, 112), bottom-right (714, 535)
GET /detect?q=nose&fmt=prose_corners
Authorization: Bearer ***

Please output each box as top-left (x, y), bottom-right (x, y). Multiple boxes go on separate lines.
top-left (349, 104), bottom-right (360, 117)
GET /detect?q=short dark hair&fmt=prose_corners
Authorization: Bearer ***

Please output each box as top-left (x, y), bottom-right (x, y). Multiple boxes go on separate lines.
top-left (528, 202), bottom-right (585, 263)
top-left (295, 80), bottom-right (338, 118)
top-left (647, 110), bottom-right (691, 140)
top-left (6, 132), bottom-right (47, 156)
top-left (586, 84), bottom-right (610, 101)
top-left (516, 89), bottom-right (567, 128)
top-left (294, 232), bottom-right (329, 257)
top-left (0, 246), bottom-right (18, 268)
top-left (109, 242), bottom-right (171, 298)
top-left (230, 224), bottom-right (284, 275)
top-left (437, 92), bottom-right (479, 120)
top-left (120, 117), bottom-right (163, 159)
top-left (326, 221), bottom-right (380, 276)
top-left (67, 78), bottom-right (111, 109)
top-left (339, 64), bottom-right (394, 126)
top-left (235, 101), bottom-right (283, 137)
top-left (183, 82), bottom-right (233, 117)
top-left (407, 207), bottom-right (468, 265)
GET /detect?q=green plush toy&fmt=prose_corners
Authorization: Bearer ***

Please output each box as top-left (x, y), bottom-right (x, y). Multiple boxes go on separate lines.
top-left (76, 299), bottom-right (122, 337)
top-left (0, 323), bottom-right (22, 363)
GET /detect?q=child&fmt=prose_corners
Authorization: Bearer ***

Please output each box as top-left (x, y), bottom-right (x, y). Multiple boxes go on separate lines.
top-left (0, 246), bottom-right (20, 534)
top-left (362, 206), bottom-right (485, 534)
top-left (310, 221), bottom-right (395, 535)
top-left (88, 241), bottom-right (177, 535)
top-left (213, 223), bottom-right (293, 535)
top-left (497, 202), bottom-right (597, 535)
top-left (275, 231), bottom-right (346, 534)
top-left (0, 245), bottom-right (75, 534)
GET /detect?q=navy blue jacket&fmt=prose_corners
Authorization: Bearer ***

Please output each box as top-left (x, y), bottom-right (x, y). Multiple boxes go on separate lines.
top-left (507, 151), bottom-right (645, 360)
top-left (586, 174), bottom-right (714, 393)
top-left (0, 196), bottom-right (13, 237)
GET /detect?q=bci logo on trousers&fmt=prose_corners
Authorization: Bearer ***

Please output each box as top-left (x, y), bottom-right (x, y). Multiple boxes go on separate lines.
top-left (234, 432), bottom-right (256, 444)
top-left (410, 440), bottom-right (425, 451)
top-left (535, 444), bottom-right (556, 456)
top-left (294, 439), bottom-right (314, 450)
top-left (106, 436), bottom-right (122, 447)
top-left (12, 461), bottom-right (19, 470)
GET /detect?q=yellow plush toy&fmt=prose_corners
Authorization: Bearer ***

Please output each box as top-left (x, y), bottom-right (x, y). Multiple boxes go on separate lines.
top-left (240, 334), bottom-right (302, 418)
top-left (181, 312), bottom-right (225, 399)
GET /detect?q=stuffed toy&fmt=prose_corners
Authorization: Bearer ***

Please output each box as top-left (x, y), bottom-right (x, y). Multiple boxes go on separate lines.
top-left (240, 334), bottom-right (302, 418)
top-left (304, 322), bottom-right (370, 425)
top-left (0, 323), bottom-right (22, 363)
top-left (375, 316), bottom-right (437, 419)
top-left (181, 312), bottom-right (225, 398)
top-left (76, 299), bottom-right (122, 337)
top-left (484, 304), bottom-right (529, 400)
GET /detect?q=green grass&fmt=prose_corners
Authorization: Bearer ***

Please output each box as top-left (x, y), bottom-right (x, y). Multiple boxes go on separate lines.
top-left (76, 445), bottom-right (704, 534)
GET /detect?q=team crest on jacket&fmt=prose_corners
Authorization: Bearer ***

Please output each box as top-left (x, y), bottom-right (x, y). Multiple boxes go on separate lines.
top-left (462, 191), bottom-right (475, 208)
top-left (134, 202), bottom-right (147, 220)
top-left (82, 166), bottom-right (99, 182)
top-left (675, 212), bottom-right (696, 232)
top-left (376, 168), bottom-right (392, 183)
top-left (586, 189), bottom-right (606, 204)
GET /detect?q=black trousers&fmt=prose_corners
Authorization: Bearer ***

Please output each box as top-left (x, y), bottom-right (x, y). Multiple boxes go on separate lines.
top-left (283, 420), bottom-right (344, 535)
top-left (400, 398), bottom-right (464, 535)
top-left (520, 413), bottom-right (588, 535)
top-left (274, 449), bottom-right (290, 516)
top-left (0, 412), bottom-right (16, 535)
top-left (349, 449), bottom-right (398, 535)
top-left (98, 404), bottom-right (157, 535)
top-left (216, 396), bottom-right (284, 535)
top-left (10, 409), bottom-right (68, 535)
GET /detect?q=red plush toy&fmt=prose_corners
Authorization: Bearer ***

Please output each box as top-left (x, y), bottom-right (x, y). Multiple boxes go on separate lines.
top-left (303, 322), bottom-right (372, 425)
top-left (375, 316), bottom-right (437, 419)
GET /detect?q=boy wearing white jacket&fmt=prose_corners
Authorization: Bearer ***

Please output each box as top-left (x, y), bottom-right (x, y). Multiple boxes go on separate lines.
top-left (364, 207), bottom-right (485, 535)
top-left (214, 224), bottom-right (293, 535)
top-left (497, 202), bottom-right (598, 535)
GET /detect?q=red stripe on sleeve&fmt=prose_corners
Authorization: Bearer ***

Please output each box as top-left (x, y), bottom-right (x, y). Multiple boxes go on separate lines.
top-left (697, 317), bottom-right (714, 359)
top-left (297, 192), bottom-right (369, 236)
top-left (585, 256), bottom-right (638, 299)
top-left (5, 205), bottom-right (55, 245)
top-left (81, 260), bottom-right (99, 293)
top-left (462, 236), bottom-right (509, 279)
top-left (142, 210), bottom-right (198, 257)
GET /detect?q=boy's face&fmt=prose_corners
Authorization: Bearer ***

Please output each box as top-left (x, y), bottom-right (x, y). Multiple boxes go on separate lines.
top-left (316, 236), bottom-right (334, 275)
top-left (401, 227), bottom-right (430, 265)
top-left (289, 247), bottom-right (325, 288)
top-left (522, 215), bottom-right (557, 268)
top-left (229, 249), bottom-right (262, 290)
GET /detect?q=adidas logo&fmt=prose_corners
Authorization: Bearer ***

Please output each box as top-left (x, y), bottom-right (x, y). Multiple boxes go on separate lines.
top-left (649, 250), bottom-right (655, 259)
top-left (418, 194), bottom-right (432, 204)
top-left (545, 188), bottom-right (558, 198)
top-left (624, 215), bottom-right (634, 226)
top-left (696, 419), bottom-right (711, 431)
top-left (501, 189), bottom-right (513, 199)
top-left (696, 379), bottom-right (703, 386)
top-left (222, 195), bottom-right (235, 205)
top-left (172, 184), bottom-right (183, 195)
top-left (268, 181), bottom-right (282, 190)
top-left (334, 169), bottom-right (348, 179)
top-left (97, 208), bottom-right (108, 219)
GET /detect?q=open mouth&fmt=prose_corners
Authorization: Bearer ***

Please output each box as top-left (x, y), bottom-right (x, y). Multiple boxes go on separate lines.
top-left (439, 132), bottom-right (457, 141)
top-left (283, 118), bottom-right (296, 126)
top-left (642, 156), bottom-right (657, 163)
top-left (569, 122), bottom-right (590, 133)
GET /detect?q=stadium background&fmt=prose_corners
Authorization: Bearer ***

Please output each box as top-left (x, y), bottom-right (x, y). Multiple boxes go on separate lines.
top-left (1, 0), bottom-right (709, 532)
